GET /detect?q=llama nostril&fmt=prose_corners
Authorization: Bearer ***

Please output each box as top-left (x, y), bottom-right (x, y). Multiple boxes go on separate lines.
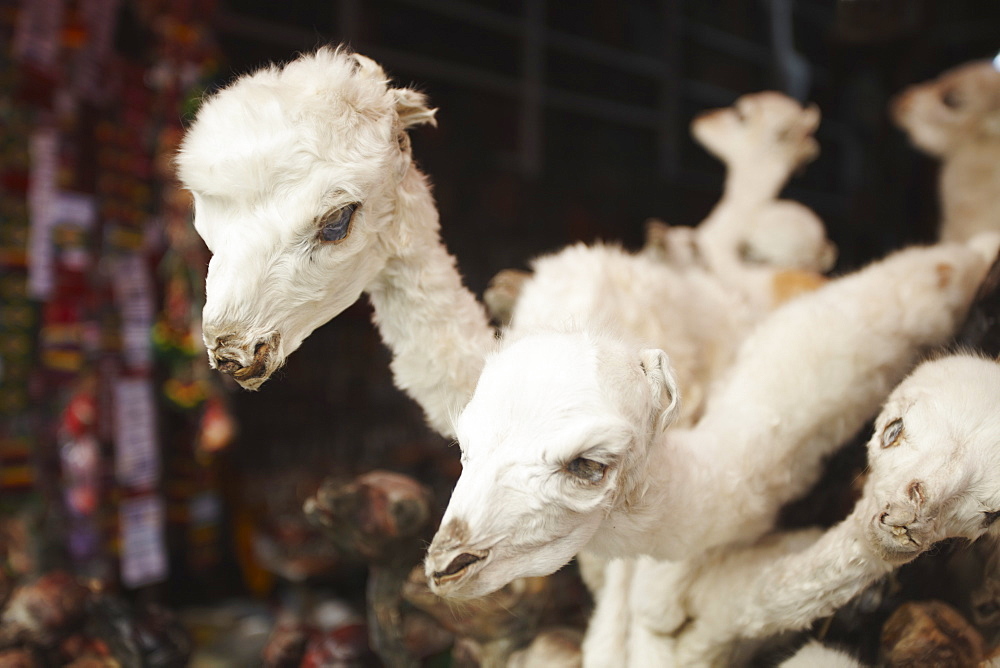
top-left (907, 481), bottom-right (926, 505)
top-left (433, 552), bottom-right (484, 581)
top-left (880, 511), bottom-right (890, 525)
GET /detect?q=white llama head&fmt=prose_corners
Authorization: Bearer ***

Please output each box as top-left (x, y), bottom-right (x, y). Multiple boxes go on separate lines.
top-left (892, 60), bottom-right (1000, 158)
top-left (863, 354), bottom-right (1000, 564)
top-left (691, 91), bottom-right (820, 172)
top-left (424, 330), bottom-right (680, 598)
top-left (175, 48), bottom-right (436, 389)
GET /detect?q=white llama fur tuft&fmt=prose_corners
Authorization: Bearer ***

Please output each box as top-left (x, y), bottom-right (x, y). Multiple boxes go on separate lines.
top-left (892, 59), bottom-right (1000, 242)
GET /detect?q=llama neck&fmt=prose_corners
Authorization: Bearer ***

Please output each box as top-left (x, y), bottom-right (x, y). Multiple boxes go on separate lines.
top-left (734, 502), bottom-right (892, 638)
top-left (939, 142), bottom-right (1000, 242)
top-left (721, 157), bottom-right (792, 207)
top-left (367, 167), bottom-right (495, 439)
top-left (695, 157), bottom-right (794, 278)
top-left (587, 430), bottom-right (716, 561)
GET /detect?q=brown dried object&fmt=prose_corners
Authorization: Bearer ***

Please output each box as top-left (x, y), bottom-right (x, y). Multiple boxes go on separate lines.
top-left (304, 470), bottom-right (433, 566)
top-left (305, 471), bottom-right (436, 668)
top-left (508, 627), bottom-right (583, 668)
top-left (300, 623), bottom-right (374, 668)
top-left (261, 619), bottom-right (310, 668)
top-left (403, 565), bottom-right (551, 668)
top-left (881, 600), bottom-right (985, 667)
top-left (58, 634), bottom-right (113, 663)
top-left (0, 571), bottom-right (88, 647)
top-left (401, 610), bottom-right (453, 660)
top-left (62, 657), bottom-right (120, 668)
top-left (0, 648), bottom-right (41, 668)
top-left (0, 570), bottom-right (10, 612)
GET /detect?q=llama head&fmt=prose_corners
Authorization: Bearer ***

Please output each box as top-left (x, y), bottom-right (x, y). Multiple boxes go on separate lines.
top-left (175, 48), bottom-right (436, 389)
top-left (863, 354), bottom-right (1000, 565)
top-left (691, 91), bottom-right (820, 173)
top-left (892, 59), bottom-right (1000, 158)
top-left (424, 330), bottom-right (680, 598)
top-left (739, 200), bottom-right (837, 273)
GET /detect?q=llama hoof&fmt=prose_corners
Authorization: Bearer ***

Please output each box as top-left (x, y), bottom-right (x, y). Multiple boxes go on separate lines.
top-left (880, 600), bottom-right (986, 667)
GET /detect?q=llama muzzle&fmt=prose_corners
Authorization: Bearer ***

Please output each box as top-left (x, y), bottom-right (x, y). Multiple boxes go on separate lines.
top-left (211, 332), bottom-right (280, 386)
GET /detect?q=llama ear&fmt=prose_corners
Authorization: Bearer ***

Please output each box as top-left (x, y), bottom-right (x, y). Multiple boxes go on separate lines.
top-left (349, 53), bottom-right (387, 80)
top-left (639, 348), bottom-right (681, 432)
top-left (801, 103), bottom-right (821, 134)
top-left (394, 88), bottom-right (438, 129)
top-left (983, 110), bottom-right (1000, 137)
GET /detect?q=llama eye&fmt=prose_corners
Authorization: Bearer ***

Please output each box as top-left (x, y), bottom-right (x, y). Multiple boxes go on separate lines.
top-left (941, 88), bottom-right (962, 109)
top-left (318, 203), bottom-right (359, 243)
top-left (881, 418), bottom-right (904, 449)
top-left (976, 600), bottom-right (1000, 619)
top-left (565, 457), bottom-right (607, 483)
top-left (738, 241), bottom-right (766, 265)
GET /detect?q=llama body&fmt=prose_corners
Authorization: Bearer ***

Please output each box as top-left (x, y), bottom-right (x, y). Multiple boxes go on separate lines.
top-left (494, 92), bottom-right (835, 328)
top-left (671, 354), bottom-right (1000, 666)
top-left (892, 60), bottom-right (1000, 242)
top-left (426, 238), bottom-right (994, 599)
top-left (177, 50), bottom-right (493, 437)
top-left (670, 90), bottom-right (836, 286)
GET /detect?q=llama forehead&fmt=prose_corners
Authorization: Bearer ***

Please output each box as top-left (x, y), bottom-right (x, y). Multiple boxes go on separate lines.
top-left (872, 356), bottom-right (1000, 473)
top-left (457, 333), bottom-right (636, 462)
top-left (189, 166), bottom-right (374, 254)
top-left (740, 92), bottom-right (803, 124)
top-left (910, 60), bottom-right (1000, 114)
top-left (942, 61), bottom-right (1000, 101)
top-left (178, 51), bottom-right (399, 203)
